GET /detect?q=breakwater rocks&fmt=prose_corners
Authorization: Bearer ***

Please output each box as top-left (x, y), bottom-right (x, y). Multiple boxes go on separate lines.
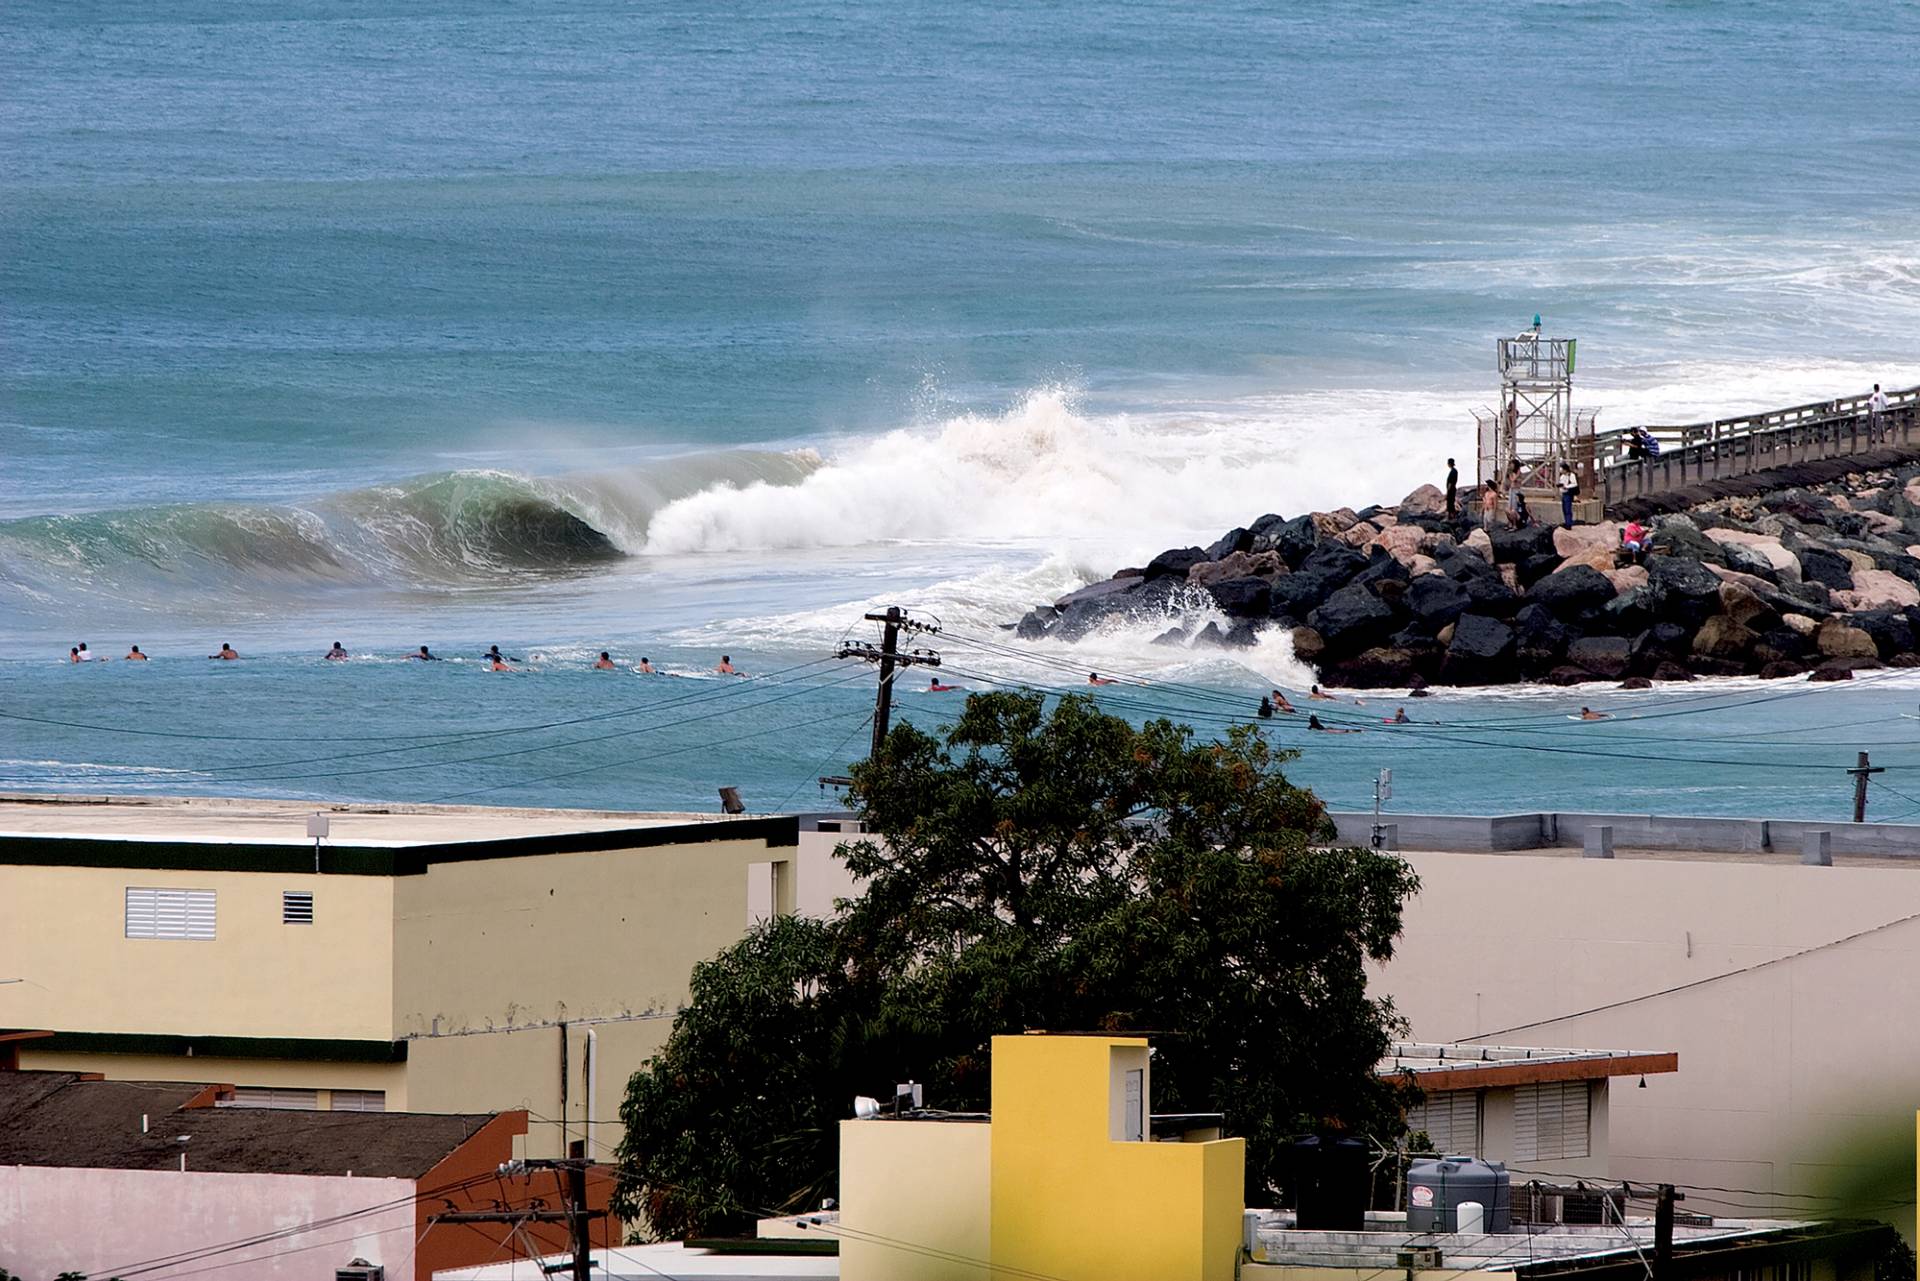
top-left (1012, 464), bottom-right (1920, 688)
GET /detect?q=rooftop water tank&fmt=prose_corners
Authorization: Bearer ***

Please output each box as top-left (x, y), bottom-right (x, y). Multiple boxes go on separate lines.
top-left (1291, 1135), bottom-right (1370, 1230)
top-left (1407, 1156), bottom-right (1511, 1233)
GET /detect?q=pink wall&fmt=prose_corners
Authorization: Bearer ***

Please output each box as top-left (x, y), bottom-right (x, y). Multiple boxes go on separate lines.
top-left (1, 1165), bottom-right (417, 1280)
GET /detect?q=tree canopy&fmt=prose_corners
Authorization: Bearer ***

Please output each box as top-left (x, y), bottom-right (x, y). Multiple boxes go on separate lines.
top-left (614, 691), bottom-right (1419, 1239)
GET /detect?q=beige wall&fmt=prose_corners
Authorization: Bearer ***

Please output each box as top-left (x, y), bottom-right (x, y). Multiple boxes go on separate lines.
top-left (10, 1051), bottom-right (408, 1107)
top-left (0, 864), bottom-right (395, 1040)
top-left (839, 1119), bottom-right (993, 1281)
top-left (1379, 852), bottom-right (1920, 1236)
top-left (391, 834), bottom-right (793, 1153)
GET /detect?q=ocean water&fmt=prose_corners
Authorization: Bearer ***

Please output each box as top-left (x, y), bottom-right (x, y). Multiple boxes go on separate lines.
top-left (4, 0), bottom-right (1920, 819)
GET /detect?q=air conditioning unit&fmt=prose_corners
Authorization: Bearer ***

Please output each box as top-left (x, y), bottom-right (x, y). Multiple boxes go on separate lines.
top-left (336, 1263), bottom-right (384, 1281)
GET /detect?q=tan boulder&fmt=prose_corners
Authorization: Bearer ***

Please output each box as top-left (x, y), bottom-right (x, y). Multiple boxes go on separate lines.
top-left (1602, 565), bottom-right (1648, 593)
top-left (1463, 528), bottom-right (1495, 562)
top-left (1816, 619), bottom-right (1879, 659)
top-left (1832, 568), bottom-right (1920, 611)
top-left (1905, 478), bottom-right (1920, 509)
top-left (1781, 613), bottom-right (1818, 636)
top-left (1859, 510), bottom-right (1905, 536)
top-left (1829, 493), bottom-right (1854, 512)
top-left (1499, 564), bottom-right (1521, 592)
top-left (1717, 582), bottom-right (1772, 629)
top-left (1552, 521), bottom-right (1620, 559)
top-left (1339, 520), bottom-right (1381, 548)
top-left (1420, 531), bottom-right (1459, 558)
top-left (1291, 626), bottom-right (1326, 662)
top-left (1906, 544), bottom-right (1920, 560)
top-left (1312, 508), bottom-right (1360, 535)
top-left (1398, 483), bottom-right (1447, 516)
top-left (1554, 546), bottom-right (1617, 574)
top-left (1190, 549), bottom-right (1287, 587)
top-left (1704, 563), bottom-right (1774, 596)
top-left (1437, 622), bottom-right (1457, 645)
top-left (1839, 549), bottom-right (1877, 574)
top-left (1376, 524), bottom-right (1427, 564)
top-left (1372, 511), bottom-right (1399, 528)
top-left (1704, 529), bottom-right (1801, 581)
top-left (1407, 554), bottom-right (1441, 577)
top-left (1693, 616), bottom-right (1759, 660)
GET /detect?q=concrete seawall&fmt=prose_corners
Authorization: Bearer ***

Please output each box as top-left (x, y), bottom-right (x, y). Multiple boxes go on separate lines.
top-left (1330, 810), bottom-right (1920, 856)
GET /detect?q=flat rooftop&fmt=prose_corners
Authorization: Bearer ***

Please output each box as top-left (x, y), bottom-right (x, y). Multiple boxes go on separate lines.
top-left (1378, 1043), bottom-right (1678, 1089)
top-left (0, 792), bottom-right (764, 848)
top-left (1254, 1218), bottom-right (1825, 1272)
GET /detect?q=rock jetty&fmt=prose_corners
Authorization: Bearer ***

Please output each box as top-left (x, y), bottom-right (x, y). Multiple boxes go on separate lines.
top-left (1012, 462), bottom-right (1920, 687)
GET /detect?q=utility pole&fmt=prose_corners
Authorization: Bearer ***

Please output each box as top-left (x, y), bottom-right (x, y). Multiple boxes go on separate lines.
top-left (430, 1152), bottom-right (604, 1277)
top-left (837, 607), bottom-right (942, 759)
top-left (1371, 769), bottom-right (1393, 850)
top-left (1653, 1183), bottom-right (1681, 1281)
top-left (1848, 751), bottom-right (1883, 823)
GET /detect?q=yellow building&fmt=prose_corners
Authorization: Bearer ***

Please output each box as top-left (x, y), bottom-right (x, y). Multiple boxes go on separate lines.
top-left (0, 794), bottom-right (814, 1156)
top-left (838, 1032), bottom-right (1245, 1281)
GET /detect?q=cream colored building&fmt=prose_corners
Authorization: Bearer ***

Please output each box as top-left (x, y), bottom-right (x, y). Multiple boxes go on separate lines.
top-left (0, 794), bottom-right (820, 1156)
top-left (1375, 847), bottom-right (1920, 1239)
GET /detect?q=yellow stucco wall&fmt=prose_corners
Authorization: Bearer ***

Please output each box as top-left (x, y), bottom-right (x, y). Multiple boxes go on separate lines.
top-left (0, 865), bottom-right (395, 1040)
top-left (988, 1035), bottom-right (1245, 1281)
top-left (839, 1118), bottom-right (992, 1281)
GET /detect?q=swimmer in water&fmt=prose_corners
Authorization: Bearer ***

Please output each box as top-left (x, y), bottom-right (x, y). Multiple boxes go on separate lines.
top-left (717, 655), bottom-right (738, 675)
top-left (209, 643), bottom-right (239, 661)
top-left (484, 645), bottom-right (522, 664)
top-left (408, 645), bottom-right (439, 661)
top-left (68, 647), bottom-right (81, 663)
top-left (1387, 707), bottom-right (1410, 724)
top-left (1271, 689), bottom-right (1297, 714)
top-left (77, 642), bottom-right (96, 662)
top-left (1307, 713), bottom-right (1362, 734)
top-left (1257, 695), bottom-right (1274, 719)
top-left (636, 657), bottom-right (656, 674)
top-left (1578, 707), bottom-right (1611, 721)
top-left (489, 655), bottom-right (519, 673)
top-left (325, 642), bottom-right (349, 661)
top-left (928, 676), bottom-right (959, 692)
top-left (1087, 672), bottom-right (1116, 686)
top-left (125, 645), bottom-right (149, 661)
top-left (1309, 684), bottom-right (1337, 701)
top-left (594, 651), bottom-right (618, 670)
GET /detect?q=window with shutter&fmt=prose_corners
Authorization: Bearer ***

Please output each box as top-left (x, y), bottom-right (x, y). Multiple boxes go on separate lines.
top-left (125, 888), bottom-right (216, 940)
top-left (1514, 1082), bottom-right (1591, 1161)
top-left (330, 1090), bottom-right (387, 1112)
top-left (223, 1086), bottom-right (320, 1109)
top-left (1407, 1090), bottom-right (1481, 1155)
top-left (282, 890), bottom-right (315, 925)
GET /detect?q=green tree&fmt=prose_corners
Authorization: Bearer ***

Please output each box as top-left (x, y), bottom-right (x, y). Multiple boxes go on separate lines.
top-left (614, 691), bottom-right (1419, 1237)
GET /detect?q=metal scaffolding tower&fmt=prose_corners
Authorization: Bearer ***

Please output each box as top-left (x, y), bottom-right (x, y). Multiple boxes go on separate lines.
top-left (1474, 321), bottom-right (1597, 489)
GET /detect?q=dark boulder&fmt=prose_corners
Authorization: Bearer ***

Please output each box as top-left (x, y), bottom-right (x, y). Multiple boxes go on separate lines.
top-left (1685, 655), bottom-right (1748, 678)
top-left (1808, 661), bottom-right (1855, 682)
top-left (1618, 676), bottom-right (1654, 689)
top-left (1600, 585), bottom-right (1656, 635)
top-left (1191, 621), bottom-right (1228, 648)
top-left (1270, 570), bottom-right (1339, 617)
top-left (1650, 660), bottom-right (1696, 682)
top-left (1145, 546), bottom-right (1208, 580)
top-left (1351, 549), bottom-right (1411, 592)
top-left (1223, 619), bottom-right (1266, 648)
top-left (1016, 605), bottom-right (1058, 640)
top-left (1758, 660), bottom-right (1807, 680)
top-left (1490, 523), bottom-right (1558, 564)
top-left (1852, 607), bottom-right (1916, 658)
top-left (1517, 552), bottom-right (1564, 588)
top-left (1150, 626), bottom-right (1188, 647)
top-left (1297, 540), bottom-right (1369, 586)
top-left (1403, 574), bottom-right (1472, 629)
top-left (1441, 614), bottom-right (1517, 684)
top-left (1290, 626), bottom-right (1325, 663)
top-left (1647, 555), bottom-right (1724, 626)
top-left (1691, 616), bottom-right (1760, 661)
top-left (1256, 515), bottom-right (1321, 567)
top-left (1459, 572), bottom-right (1522, 617)
top-left (1568, 635), bottom-right (1634, 678)
top-left (1206, 576), bottom-right (1273, 619)
top-left (1440, 549), bottom-right (1501, 582)
top-left (1798, 547), bottom-right (1855, 591)
top-left (1545, 665), bottom-right (1597, 686)
top-left (1205, 526), bottom-right (1253, 560)
top-left (1327, 646), bottom-right (1420, 689)
top-left (1307, 584), bottom-right (1398, 655)
top-left (1528, 565), bottom-right (1616, 620)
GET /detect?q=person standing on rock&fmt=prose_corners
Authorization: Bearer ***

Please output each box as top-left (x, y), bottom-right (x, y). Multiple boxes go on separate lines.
top-left (1557, 461), bottom-right (1579, 530)
top-left (1481, 480), bottom-right (1501, 532)
top-left (1445, 458), bottom-right (1458, 517)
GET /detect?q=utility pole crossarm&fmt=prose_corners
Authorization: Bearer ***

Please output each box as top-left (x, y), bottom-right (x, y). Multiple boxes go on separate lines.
top-left (837, 606), bottom-right (942, 760)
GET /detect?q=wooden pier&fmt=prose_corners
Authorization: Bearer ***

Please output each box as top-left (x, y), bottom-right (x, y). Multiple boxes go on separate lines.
top-left (1590, 383), bottom-right (1920, 511)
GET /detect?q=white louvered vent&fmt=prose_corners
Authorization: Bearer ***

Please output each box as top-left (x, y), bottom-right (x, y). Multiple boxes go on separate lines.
top-left (1407, 1089), bottom-right (1481, 1156)
top-left (125, 888), bottom-right (215, 940)
top-left (282, 890), bottom-right (315, 925)
top-left (330, 1089), bottom-right (387, 1112)
top-left (223, 1086), bottom-right (320, 1110)
top-left (1514, 1081), bottom-right (1592, 1161)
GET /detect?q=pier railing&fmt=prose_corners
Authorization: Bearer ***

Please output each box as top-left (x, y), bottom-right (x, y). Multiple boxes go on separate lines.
top-left (1592, 383), bottom-right (1920, 508)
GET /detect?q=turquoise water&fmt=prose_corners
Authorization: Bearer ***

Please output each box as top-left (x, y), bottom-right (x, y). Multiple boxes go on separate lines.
top-left (3, 1), bottom-right (1919, 817)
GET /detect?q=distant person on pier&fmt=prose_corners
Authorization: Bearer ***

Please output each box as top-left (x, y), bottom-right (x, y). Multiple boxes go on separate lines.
top-left (1481, 481), bottom-right (1501, 531)
top-left (1557, 462), bottom-right (1579, 529)
top-left (326, 642), bottom-right (349, 661)
top-left (1087, 672), bottom-right (1115, 686)
top-left (594, 651), bottom-right (618, 670)
top-left (125, 645), bottom-right (148, 661)
top-left (1868, 383), bottom-right (1889, 442)
top-left (210, 643), bottom-right (239, 660)
top-left (1445, 458), bottom-right (1458, 517)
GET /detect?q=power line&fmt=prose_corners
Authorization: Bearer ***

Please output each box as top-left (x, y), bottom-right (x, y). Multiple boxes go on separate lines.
top-left (1459, 910), bottom-right (1920, 1042)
